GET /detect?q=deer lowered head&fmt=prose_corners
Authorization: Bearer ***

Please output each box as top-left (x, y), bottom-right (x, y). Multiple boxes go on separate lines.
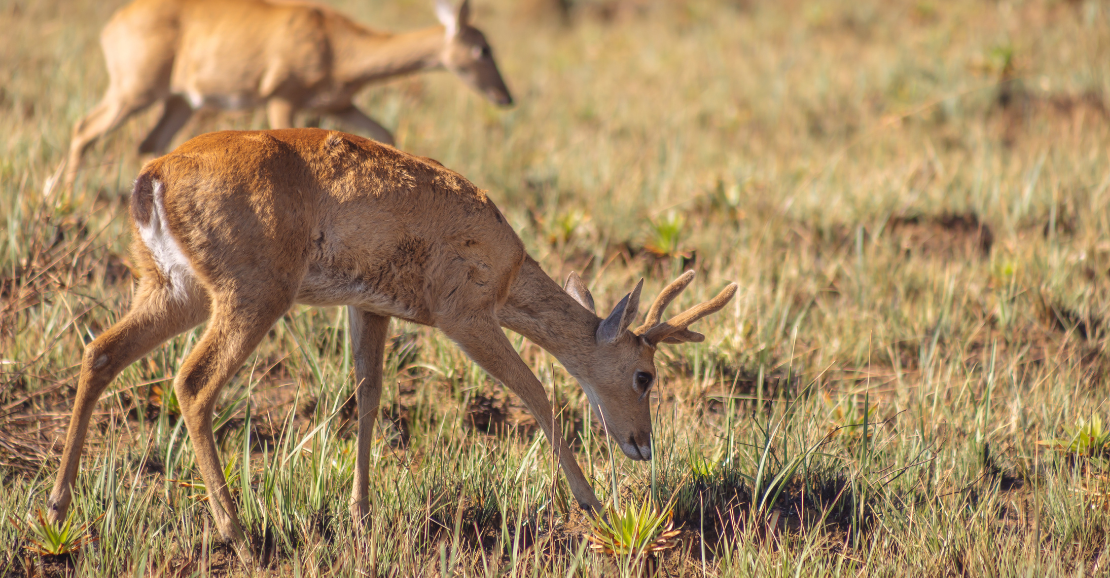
top-left (436, 0), bottom-right (513, 106)
top-left (558, 271), bottom-right (738, 461)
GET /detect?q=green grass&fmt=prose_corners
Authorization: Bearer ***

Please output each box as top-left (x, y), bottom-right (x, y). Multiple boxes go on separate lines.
top-left (3, 0), bottom-right (1110, 575)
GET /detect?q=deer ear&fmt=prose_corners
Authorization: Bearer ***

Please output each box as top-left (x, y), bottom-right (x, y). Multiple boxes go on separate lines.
top-left (457, 0), bottom-right (471, 27)
top-left (596, 279), bottom-right (643, 344)
top-left (436, 0), bottom-right (459, 37)
top-left (564, 272), bottom-right (596, 314)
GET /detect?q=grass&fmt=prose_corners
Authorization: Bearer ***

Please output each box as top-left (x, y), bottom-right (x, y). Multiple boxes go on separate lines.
top-left (2, 0), bottom-right (1110, 574)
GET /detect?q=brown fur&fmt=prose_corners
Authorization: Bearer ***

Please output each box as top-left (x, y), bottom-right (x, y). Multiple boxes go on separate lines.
top-left (47, 129), bottom-right (736, 551)
top-left (57, 0), bottom-right (512, 192)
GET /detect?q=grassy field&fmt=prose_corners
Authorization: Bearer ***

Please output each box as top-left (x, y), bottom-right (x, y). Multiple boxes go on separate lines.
top-left (2, 0), bottom-right (1110, 575)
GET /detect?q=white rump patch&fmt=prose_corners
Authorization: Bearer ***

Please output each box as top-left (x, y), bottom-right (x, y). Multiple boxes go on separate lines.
top-left (138, 180), bottom-right (196, 299)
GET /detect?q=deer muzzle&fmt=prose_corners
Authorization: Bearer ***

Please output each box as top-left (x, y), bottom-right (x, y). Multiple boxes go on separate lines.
top-left (620, 431), bottom-right (653, 461)
top-left (489, 88), bottom-right (513, 107)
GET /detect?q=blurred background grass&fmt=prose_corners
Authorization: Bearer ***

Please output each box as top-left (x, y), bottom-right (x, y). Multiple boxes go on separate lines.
top-left (2, 0), bottom-right (1110, 575)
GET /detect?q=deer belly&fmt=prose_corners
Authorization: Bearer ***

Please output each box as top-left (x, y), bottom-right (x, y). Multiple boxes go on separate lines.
top-left (295, 266), bottom-right (421, 320)
top-left (182, 91), bottom-right (259, 111)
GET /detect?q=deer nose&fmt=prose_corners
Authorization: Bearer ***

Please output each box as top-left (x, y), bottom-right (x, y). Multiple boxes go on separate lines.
top-left (627, 433), bottom-right (652, 461)
top-left (490, 89), bottom-right (513, 107)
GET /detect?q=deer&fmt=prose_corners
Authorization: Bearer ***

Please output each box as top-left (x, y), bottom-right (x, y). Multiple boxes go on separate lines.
top-left (54, 0), bottom-right (512, 193)
top-left (46, 128), bottom-right (737, 550)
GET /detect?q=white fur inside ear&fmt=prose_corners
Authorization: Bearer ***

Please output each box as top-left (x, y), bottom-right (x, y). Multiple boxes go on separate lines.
top-left (597, 292), bottom-right (630, 344)
top-left (435, 0), bottom-right (458, 37)
top-left (564, 272), bottom-right (596, 314)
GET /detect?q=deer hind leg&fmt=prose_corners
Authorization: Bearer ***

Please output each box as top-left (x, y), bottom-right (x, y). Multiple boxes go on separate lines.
top-left (138, 95), bottom-right (195, 155)
top-left (347, 307), bottom-right (390, 528)
top-left (331, 105), bottom-right (395, 147)
top-left (47, 278), bottom-right (209, 524)
top-left (443, 317), bottom-right (603, 512)
top-left (173, 294), bottom-right (292, 544)
top-left (63, 90), bottom-right (158, 191)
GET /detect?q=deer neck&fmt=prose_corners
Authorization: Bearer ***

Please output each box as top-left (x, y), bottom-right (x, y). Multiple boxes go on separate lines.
top-left (335, 25), bottom-right (447, 87)
top-left (499, 257), bottom-right (600, 377)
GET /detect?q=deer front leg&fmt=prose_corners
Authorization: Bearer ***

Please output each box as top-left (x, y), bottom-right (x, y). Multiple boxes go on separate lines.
top-left (445, 319), bottom-right (603, 512)
top-left (330, 105), bottom-right (396, 147)
top-left (173, 297), bottom-right (289, 546)
top-left (347, 307), bottom-right (390, 528)
top-left (48, 282), bottom-right (209, 524)
top-left (267, 98), bottom-right (296, 130)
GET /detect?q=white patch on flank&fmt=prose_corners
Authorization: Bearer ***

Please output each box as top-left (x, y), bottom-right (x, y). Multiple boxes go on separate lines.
top-left (137, 180), bottom-right (196, 299)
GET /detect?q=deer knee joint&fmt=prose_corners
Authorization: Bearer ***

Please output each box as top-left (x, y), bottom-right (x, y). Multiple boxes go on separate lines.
top-left (82, 344), bottom-right (110, 371)
top-left (48, 493), bottom-right (69, 514)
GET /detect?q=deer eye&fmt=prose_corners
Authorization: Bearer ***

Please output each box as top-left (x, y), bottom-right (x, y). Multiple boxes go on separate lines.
top-left (634, 371), bottom-right (654, 394)
top-left (472, 45), bottom-right (491, 59)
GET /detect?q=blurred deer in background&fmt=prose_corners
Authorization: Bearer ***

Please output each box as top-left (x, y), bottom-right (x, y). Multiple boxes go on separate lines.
top-left (46, 128), bottom-right (736, 549)
top-left (54, 0), bottom-right (512, 193)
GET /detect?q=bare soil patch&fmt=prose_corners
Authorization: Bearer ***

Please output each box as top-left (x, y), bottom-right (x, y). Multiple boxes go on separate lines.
top-left (885, 212), bottom-right (993, 258)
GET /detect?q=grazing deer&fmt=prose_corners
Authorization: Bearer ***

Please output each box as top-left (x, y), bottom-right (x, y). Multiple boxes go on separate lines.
top-left (46, 128), bottom-right (736, 547)
top-left (56, 0), bottom-right (512, 192)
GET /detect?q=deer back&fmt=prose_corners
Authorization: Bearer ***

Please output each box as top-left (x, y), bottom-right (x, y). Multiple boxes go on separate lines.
top-left (130, 129), bottom-right (525, 325)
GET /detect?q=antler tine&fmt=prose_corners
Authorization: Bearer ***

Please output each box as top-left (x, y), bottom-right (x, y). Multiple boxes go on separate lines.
top-left (642, 282), bottom-right (738, 345)
top-left (635, 270), bottom-right (696, 334)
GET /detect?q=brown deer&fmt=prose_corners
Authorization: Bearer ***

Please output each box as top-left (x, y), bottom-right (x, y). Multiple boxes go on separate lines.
top-left (56, 0), bottom-right (512, 192)
top-left (46, 128), bottom-right (736, 548)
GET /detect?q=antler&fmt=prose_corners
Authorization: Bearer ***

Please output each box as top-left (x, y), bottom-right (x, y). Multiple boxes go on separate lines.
top-left (636, 272), bottom-right (737, 345)
top-left (638, 270), bottom-right (695, 330)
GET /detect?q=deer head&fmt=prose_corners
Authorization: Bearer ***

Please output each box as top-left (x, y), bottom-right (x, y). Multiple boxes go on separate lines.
top-left (436, 0), bottom-right (513, 107)
top-left (562, 270), bottom-right (737, 461)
